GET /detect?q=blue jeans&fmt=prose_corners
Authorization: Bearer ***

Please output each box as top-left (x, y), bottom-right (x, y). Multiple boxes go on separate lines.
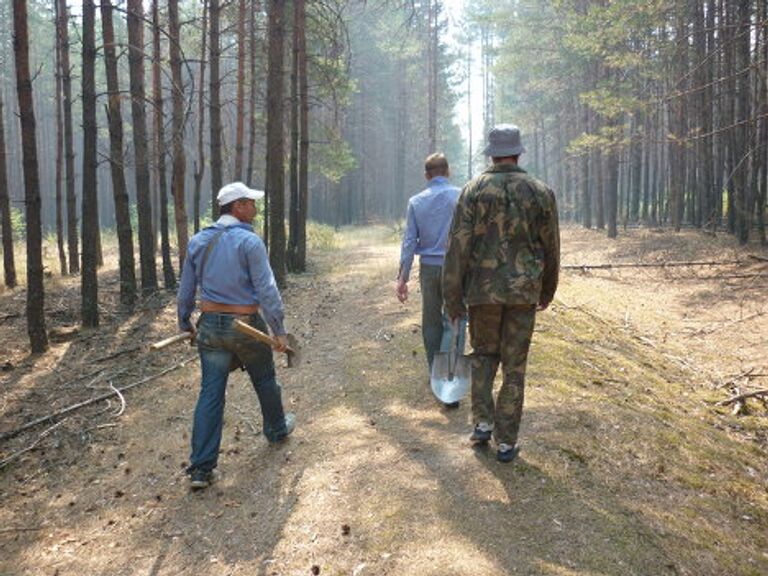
top-left (420, 263), bottom-right (466, 371)
top-left (189, 312), bottom-right (289, 473)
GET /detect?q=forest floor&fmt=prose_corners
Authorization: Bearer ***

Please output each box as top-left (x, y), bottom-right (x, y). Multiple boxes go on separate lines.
top-left (1, 224), bottom-right (767, 576)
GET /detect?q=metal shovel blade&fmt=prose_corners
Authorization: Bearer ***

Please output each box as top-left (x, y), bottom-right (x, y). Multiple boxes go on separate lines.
top-left (430, 351), bottom-right (471, 404)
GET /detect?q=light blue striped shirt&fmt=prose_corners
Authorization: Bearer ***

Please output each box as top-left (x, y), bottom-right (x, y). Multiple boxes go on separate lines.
top-left (398, 176), bottom-right (461, 282)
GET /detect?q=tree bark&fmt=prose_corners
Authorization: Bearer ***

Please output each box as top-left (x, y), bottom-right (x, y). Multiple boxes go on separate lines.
top-left (193, 0), bottom-right (208, 232)
top-left (126, 0), bottom-right (157, 293)
top-left (13, 0), bottom-right (47, 351)
top-left (234, 0), bottom-right (247, 181)
top-left (169, 0), bottom-right (188, 271)
top-left (54, 0), bottom-right (67, 276)
top-left (209, 0), bottom-right (223, 219)
top-left (245, 1), bottom-right (260, 186)
top-left (0, 91), bottom-right (16, 288)
top-left (80, 0), bottom-right (99, 327)
top-left (101, 0), bottom-right (137, 308)
top-left (152, 0), bottom-right (176, 289)
top-left (57, 0), bottom-right (78, 274)
top-left (266, 0), bottom-right (287, 286)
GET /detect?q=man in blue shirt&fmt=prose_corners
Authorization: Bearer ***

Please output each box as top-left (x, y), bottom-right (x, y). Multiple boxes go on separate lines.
top-left (178, 182), bottom-right (295, 489)
top-left (396, 153), bottom-right (465, 405)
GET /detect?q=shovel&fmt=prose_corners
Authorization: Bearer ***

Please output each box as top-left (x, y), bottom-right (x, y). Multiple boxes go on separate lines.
top-left (430, 323), bottom-right (470, 404)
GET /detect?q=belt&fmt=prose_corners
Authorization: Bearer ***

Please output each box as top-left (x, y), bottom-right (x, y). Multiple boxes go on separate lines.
top-left (199, 301), bottom-right (260, 315)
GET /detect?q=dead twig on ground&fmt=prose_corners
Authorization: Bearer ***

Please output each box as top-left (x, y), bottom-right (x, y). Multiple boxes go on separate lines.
top-left (0, 420), bottom-right (66, 469)
top-left (717, 388), bottom-right (768, 406)
top-left (0, 356), bottom-right (197, 443)
top-left (94, 345), bottom-right (142, 363)
top-left (716, 367), bottom-right (757, 389)
top-left (562, 259), bottom-right (749, 271)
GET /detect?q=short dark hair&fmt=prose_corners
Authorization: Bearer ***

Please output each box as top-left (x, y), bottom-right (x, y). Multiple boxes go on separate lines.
top-left (219, 201), bottom-right (236, 214)
top-left (425, 153), bottom-right (449, 177)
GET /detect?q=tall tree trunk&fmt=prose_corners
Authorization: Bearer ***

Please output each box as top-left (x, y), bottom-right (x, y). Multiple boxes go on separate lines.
top-left (209, 0), bottom-right (223, 219)
top-left (57, 0), bottom-right (78, 274)
top-left (670, 0), bottom-right (687, 232)
top-left (169, 0), bottom-right (188, 270)
top-left (757, 0), bottom-right (768, 244)
top-left (0, 92), bottom-right (16, 288)
top-left (288, 0), bottom-right (299, 270)
top-left (246, 1), bottom-right (260, 186)
top-left (152, 0), bottom-right (175, 289)
top-left (266, 0), bottom-right (287, 286)
top-left (193, 0), bottom-right (208, 232)
top-left (54, 0), bottom-right (67, 276)
top-left (81, 0), bottom-right (99, 327)
top-left (733, 0), bottom-right (752, 244)
top-left (427, 0), bottom-right (438, 152)
top-left (12, 0), bottom-right (47, 352)
top-left (127, 0), bottom-right (158, 292)
top-left (101, 0), bottom-right (137, 308)
top-left (234, 0), bottom-right (247, 181)
top-left (297, 0), bottom-right (309, 271)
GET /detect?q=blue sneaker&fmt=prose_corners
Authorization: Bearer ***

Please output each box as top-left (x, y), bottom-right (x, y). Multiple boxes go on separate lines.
top-left (470, 423), bottom-right (492, 445)
top-left (497, 443), bottom-right (520, 463)
top-left (189, 469), bottom-right (213, 490)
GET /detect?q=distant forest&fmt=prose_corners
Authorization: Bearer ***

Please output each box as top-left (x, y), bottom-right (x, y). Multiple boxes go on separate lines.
top-left (1, 1), bottom-right (767, 351)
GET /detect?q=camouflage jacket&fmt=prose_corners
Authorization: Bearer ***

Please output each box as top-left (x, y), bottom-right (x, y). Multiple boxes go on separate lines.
top-left (442, 163), bottom-right (560, 318)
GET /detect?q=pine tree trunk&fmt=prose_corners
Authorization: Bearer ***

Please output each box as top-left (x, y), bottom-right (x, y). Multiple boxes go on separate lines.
top-left (193, 0), bottom-right (208, 232)
top-left (12, 0), bottom-right (47, 352)
top-left (80, 0), bottom-right (99, 328)
top-left (169, 0), bottom-right (188, 271)
top-left (297, 0), bottom-right (309, 271)
top-left (54, 0), bottom-right (67, 276)
top-left (152, 0), bottom-right (176, 289)
top-left (266, 0), bottom-right (287, 286)
top-left (209, 0), bottom-right (223, 219)
top-left (57, 0), bottom-right (78, 274)
top-left (733, 0), bottom-right (752, 244)
top-left (234, 0), bottom-right (247, 181)
top-left (288, 0), bottom-right (300, 272)
top-left (101, 0), bottom-right (137, 308)
top-left (127, 0), bottom-right (158, 292)
top-left (0, 91), bottom-right (16, 288)
top-left (246, 1), bottom-right (260, 187)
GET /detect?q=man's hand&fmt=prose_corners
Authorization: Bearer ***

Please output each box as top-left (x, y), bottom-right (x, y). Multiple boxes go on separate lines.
top-left (273, 334), bottom-right (289, 353)
top-left (184, 325), bottom-right (197, 345)
top-left (395, 279), bottom-right (409, 303)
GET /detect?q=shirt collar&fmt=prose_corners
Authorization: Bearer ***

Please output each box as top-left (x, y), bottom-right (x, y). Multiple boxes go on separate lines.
top-left (428, 176), bottom-right (449, 186)
top-left (486, 164), bottom-right (527, 174)
top-left (217, 214), bottom-right (242, 227)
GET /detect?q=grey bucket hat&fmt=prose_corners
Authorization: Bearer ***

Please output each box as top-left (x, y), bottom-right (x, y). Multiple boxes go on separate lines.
top-left (482, 124), bottom-right (526, 157)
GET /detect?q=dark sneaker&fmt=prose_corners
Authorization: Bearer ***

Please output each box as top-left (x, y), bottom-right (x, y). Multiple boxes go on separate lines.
top-left (470, 423), bottom-right (492, 445)
top-left (189, 469), bottom-right (213, 490)
top-left (270, 412), bottom-right (296, 444)
top-left (496, 443), bottom-right (520, 463)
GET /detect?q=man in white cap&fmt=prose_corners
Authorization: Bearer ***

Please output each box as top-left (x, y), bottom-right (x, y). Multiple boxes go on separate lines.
top-left (443, 125), bottom-right (560, 463)
top-left (178, 182), bottom-right (295, 489)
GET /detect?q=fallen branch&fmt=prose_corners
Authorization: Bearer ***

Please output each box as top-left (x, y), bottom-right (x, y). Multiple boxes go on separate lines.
top-left (716, 367), bottom-right (757, 389)
top-left (0, 355), bottom-right (197, 443)
top-left (562, 259), bottom-right (747, 270)
top-left (0, 420), bottom-right (66, 469)
top-left (717, 388), bottom-right (768, 406)
top-left (0, 526), bottom-right (45, 534)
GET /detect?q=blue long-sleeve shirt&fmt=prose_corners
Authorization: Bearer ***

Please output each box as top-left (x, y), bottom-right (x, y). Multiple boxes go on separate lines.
top-left (177, 215), bottom-right (286, 335)
top-left (398, 176), bottom-right (461, 282)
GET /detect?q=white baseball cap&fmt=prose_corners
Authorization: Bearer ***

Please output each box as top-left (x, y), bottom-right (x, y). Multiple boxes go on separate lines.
top-left (216, 182), bottom-right (265, 206)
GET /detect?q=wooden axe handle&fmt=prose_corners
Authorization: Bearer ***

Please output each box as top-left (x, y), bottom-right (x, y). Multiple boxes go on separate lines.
top-left (151, 332), bottom-right (192, 350)
top-left (234, 320), bottom-right (293, 353)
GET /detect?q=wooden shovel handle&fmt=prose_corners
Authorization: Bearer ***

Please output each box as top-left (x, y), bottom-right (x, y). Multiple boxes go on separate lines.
top-left (151, 332), bottom-right (192, 350)
top-left (234, 320), bottom-right (293, 353)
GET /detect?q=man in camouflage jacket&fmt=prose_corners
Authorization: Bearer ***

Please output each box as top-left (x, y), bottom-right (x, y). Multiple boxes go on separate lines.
top-left (442, 124), bottom-right (560, 463)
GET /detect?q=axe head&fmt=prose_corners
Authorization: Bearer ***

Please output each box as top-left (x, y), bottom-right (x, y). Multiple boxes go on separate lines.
top-left (284, 333), bottom-right (301, 368)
